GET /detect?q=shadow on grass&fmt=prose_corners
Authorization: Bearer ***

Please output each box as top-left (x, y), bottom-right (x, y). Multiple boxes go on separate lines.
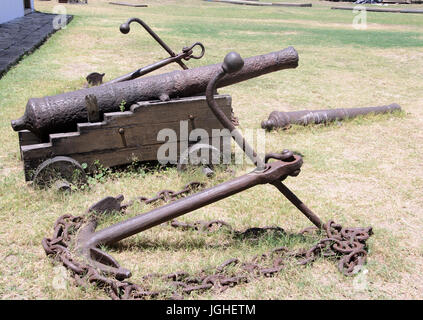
top-left (108, 224), bottom-right (322, 253)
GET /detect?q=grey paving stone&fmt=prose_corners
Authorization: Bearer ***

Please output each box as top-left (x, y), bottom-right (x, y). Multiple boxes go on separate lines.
top-left (0, 12), bottom-right (73, 79)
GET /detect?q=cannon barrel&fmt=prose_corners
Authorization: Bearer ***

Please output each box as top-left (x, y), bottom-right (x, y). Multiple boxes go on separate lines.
top-left (11, 46), bottom-right (299, 140)
top-left (261, 104), bottom-right (401, 130)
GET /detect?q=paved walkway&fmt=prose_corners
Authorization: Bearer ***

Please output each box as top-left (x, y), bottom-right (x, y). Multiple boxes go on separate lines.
top-left (0, 12), bottom-right (73, 79)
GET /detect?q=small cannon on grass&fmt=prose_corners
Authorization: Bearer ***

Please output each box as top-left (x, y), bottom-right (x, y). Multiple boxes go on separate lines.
top-left (261, 104), bottom-right (402, 130)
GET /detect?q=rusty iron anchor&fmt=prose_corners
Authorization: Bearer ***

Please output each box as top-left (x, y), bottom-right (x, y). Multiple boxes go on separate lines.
top-left (74, 52), bottom-right (323, 280)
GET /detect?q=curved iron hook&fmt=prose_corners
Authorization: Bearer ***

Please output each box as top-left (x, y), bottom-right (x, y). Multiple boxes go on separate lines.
top-left (205, 52), bottom-right (266, 171)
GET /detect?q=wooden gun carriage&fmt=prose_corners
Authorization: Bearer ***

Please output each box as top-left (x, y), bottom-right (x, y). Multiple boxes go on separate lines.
top-left (17, 95), bottom-right (233, 187)
top-left (12, 18), bottom-right (299, 187)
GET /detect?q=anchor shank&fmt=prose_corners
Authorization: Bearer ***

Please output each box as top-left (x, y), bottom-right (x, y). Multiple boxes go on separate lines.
top-left (84, 173), bottom-right (264, 246)
top-left (82, 158), bottom-right (302, 248)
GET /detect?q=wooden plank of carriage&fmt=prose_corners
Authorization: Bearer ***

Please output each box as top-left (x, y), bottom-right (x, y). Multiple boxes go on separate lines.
top-left (18, 95), bottom-right (232, 180)
top-left (203, 0), bottom-right (312, 7)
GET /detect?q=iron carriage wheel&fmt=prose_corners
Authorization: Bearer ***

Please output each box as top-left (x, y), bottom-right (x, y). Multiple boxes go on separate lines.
top-left (32, 156), bottom-right (87, 188)
top-left (177, 143), bottom-right (229, 177)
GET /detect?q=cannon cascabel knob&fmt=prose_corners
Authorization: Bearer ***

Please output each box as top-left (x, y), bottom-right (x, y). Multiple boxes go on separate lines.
top-left (11, 116), bottom-right (27, 132)
top-left (261, 111), bottom-right (290, 130)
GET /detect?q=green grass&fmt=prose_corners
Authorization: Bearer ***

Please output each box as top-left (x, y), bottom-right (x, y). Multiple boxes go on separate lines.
top-left (0, 0), bottom-right (422, 300)
top-left (170, 21), bottom-right (423, 48)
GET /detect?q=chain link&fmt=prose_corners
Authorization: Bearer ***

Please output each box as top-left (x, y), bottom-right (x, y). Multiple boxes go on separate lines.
top-left (42, 182), bottom-right (373, 299)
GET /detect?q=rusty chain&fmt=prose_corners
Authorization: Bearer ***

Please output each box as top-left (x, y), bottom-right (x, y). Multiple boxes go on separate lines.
top-left (119, 181), bottom-right (205, 210)
top-left (42, 182), bottom-right (373, 300)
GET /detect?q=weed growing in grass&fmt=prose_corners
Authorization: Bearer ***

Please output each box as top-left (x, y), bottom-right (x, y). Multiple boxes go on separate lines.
top-left (87, 160), bottom-right (112, 185)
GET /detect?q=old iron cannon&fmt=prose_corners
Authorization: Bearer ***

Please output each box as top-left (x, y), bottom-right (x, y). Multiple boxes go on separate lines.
top-left (261, 104), bottom-right (401, 130)
top-left (11, 47), bottom-right (298, 140)
top-left (11, 19), bottom-right (299, 187)
top-left (72, 52), bottom-right (323, 279)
